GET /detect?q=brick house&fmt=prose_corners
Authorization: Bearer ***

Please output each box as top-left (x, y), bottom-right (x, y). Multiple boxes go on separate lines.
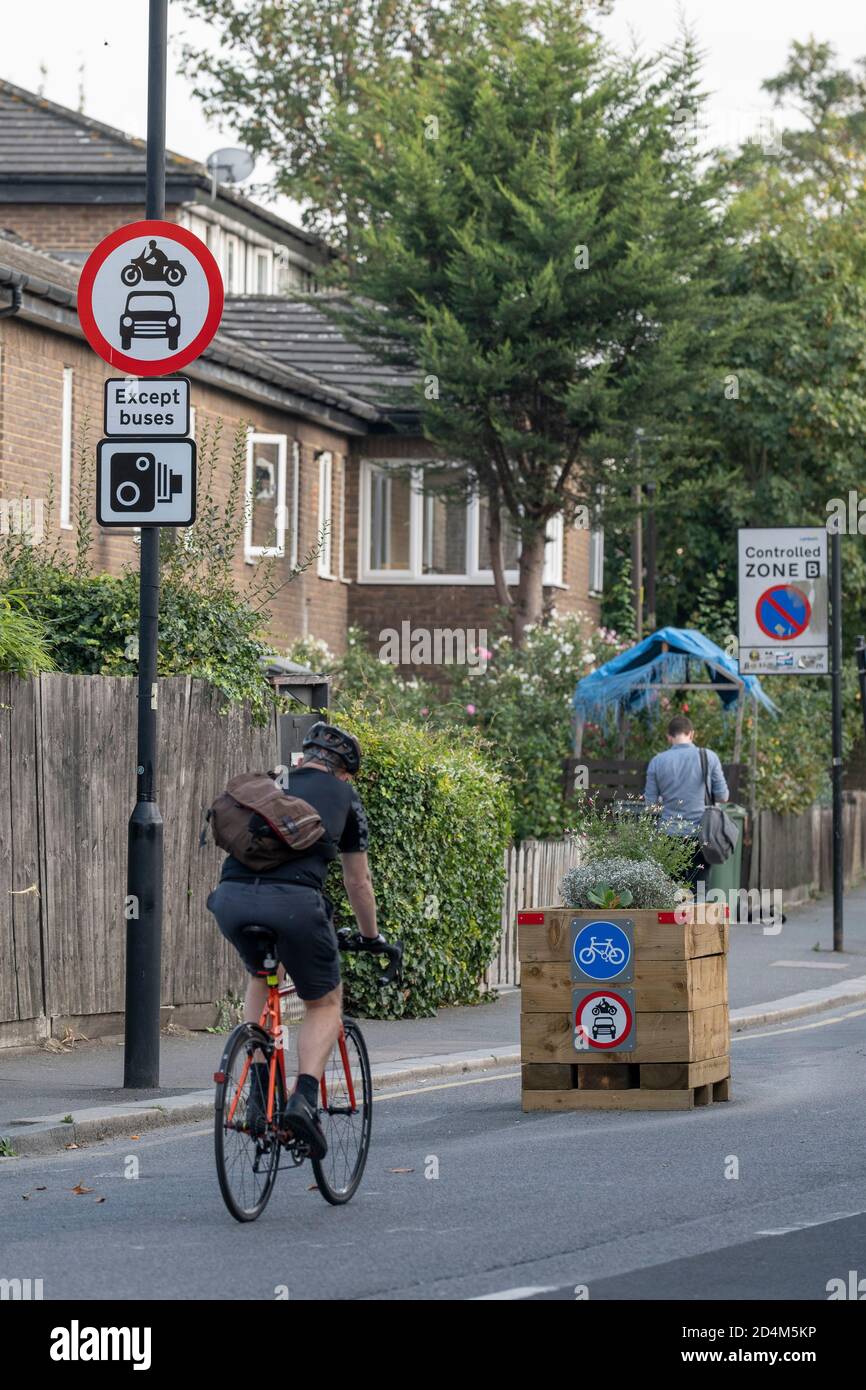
top-left (0, 81), bottom-right (604, 670)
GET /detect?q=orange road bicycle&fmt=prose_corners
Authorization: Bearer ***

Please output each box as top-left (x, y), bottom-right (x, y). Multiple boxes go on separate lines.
top-left (213, 925), bottom-right (403, 1222)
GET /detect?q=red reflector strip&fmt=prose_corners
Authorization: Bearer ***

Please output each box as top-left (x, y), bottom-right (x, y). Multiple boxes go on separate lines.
top-left (213, 1072), bottom-right (226, 1083)
top-left (517, 911), bottom-right (545, 925)
top-left (656, 912), bottom-right (679, 923)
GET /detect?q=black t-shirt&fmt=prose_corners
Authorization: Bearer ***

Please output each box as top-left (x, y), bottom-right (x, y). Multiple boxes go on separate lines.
top-left (219, 765), bottom-right (369, 890)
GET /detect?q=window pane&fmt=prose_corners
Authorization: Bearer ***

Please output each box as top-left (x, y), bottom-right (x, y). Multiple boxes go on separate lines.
top-left (369, 467), bottom-right (411, 571)
top-left (478, 499), bottom-right (520, 570)
top-left (251, 440), bottom-right (280, 549)
top-left (256, 253), bottom-right (269, 294)
top-left (421, 468), bottom-right (467, 574)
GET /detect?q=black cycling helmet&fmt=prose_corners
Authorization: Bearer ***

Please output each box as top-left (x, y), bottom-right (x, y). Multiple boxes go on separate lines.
top-left (301, 721), bottom-right (361, 775)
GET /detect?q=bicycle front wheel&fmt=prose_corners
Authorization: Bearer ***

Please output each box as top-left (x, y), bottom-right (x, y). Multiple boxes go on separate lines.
top-left (312, 1019), bottom-right (372, 1205)
top-left (214, 1022), bottom-right (285, 1223)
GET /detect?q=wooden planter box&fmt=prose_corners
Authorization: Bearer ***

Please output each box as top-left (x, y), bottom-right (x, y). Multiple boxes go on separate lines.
top-left (519, 904), bottom-right (731, 1112)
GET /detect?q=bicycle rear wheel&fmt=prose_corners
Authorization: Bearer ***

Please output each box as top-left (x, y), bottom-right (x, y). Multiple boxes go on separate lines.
top-left (214, 1022), bottom-right (285, 1222)
top-left (312, 1019), bottom-right (372, 1205)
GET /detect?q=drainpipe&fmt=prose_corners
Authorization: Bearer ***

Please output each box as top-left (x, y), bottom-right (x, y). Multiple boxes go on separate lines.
top-left (0, 284), bottom-right (22, 318)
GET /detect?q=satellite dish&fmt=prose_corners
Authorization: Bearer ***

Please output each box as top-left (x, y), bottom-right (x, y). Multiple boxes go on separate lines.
top-left (206, 147), bottom-right (256, 196)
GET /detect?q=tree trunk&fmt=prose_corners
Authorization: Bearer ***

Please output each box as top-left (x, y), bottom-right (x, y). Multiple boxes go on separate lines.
top-left (511, 528), bottom-right (546, 646)
top-left (485, 491), bottom-right (513, 611)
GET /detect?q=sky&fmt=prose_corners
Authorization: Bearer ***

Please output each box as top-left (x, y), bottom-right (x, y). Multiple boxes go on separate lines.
top-left (1, 0), bottom-right (864, 226)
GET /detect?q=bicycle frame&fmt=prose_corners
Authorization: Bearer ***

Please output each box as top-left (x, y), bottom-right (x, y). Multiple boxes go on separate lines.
top-left (225, 967), bottom-right (356, 1130)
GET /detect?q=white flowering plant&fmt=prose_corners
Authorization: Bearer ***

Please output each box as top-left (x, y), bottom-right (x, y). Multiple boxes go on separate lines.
top-left (561, 856), bottom-right (681, 909)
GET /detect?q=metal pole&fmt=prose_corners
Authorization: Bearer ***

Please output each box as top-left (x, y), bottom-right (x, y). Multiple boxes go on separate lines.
top-left (830, 529), bottom-right (844, 952)
top-left (124, 0), bottom-right (167, 1088)
top-left (645, 478), bottom-right (657, 633)
top-left (856, 636), bottom-right (866, 747)
top-left (631, 484), bottom-right (643, 640)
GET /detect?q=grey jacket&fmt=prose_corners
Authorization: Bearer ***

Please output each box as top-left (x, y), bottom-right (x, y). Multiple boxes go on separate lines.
top-left (644, 743), bottom-right (728, 835)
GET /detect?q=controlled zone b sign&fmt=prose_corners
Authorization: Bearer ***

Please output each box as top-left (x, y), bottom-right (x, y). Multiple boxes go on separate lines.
top-left (738, 526), bottom-right (828, 674)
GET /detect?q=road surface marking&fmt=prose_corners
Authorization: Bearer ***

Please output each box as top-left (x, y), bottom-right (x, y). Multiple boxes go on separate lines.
top-left (376, 1070), bottom-right (521, 1102)
top-left (732, 1006), bottom-right (866, 1042)
top-left (756, 1210), bottom-right (863, 1236)
top-left (473, 1285), bottom-right (558, 1300)
top-left (770, 960), bottom-right (849, 970)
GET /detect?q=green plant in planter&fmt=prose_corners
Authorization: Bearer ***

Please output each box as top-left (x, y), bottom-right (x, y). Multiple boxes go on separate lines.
top-left (561, 857), bottom-right (680, 910)
top-left (567, 804), bottom-right (695, 886)
top-left (586, 885), bottom-right (634, 909)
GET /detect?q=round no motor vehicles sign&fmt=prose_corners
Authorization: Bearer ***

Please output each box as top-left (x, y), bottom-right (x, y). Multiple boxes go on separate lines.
top-left (78, 220), bottom-right (223, 376)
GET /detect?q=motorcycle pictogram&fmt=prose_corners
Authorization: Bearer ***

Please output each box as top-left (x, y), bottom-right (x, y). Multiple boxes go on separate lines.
top-left (121, 240), bottom-right (187, 288)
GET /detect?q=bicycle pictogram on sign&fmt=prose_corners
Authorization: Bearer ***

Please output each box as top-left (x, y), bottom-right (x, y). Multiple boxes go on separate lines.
top-left (571, 919), bottom-right (633, 982)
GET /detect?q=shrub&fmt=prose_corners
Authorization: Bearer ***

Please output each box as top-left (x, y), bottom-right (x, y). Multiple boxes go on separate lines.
top-left (567, 804), bottom-right (696, 885)
top-left (0, 591), bottom-right (55, 675)
top-left (323, 701), bottom-right (512, 1018)
top-left (444, 615), bottom-right (627, 841)
top-left (561, 856), bottom-right (680, 909)
top-left (287, 626), bottom-right (438, 721)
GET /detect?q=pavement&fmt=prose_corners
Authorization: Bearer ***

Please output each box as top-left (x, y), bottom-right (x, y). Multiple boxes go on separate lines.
top-left (1, 881), bottom-right (865, 1157)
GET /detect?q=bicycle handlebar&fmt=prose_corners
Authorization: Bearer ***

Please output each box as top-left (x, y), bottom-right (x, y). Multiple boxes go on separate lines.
top-left (336, 928), bottom-right (404, 988)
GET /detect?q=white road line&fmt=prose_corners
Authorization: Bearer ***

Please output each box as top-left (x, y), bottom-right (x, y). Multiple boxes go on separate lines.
top-left (770, 960), bottom-right (850, 970)
top-left (756, 1211), bottom-right (864, 1237)
top-left (376, 1070), bottom-right (521, 1102)
top-left (473, 1285), bottom-right (558, 1300)
top-left (732, 1006), bottom-right (866, 1041)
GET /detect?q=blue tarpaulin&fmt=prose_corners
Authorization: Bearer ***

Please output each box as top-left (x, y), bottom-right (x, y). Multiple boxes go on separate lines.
top-left (572, 627), bottom-right (778, 724)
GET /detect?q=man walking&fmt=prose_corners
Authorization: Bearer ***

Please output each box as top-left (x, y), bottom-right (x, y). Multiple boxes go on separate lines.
top-left (644, 714), bottom-right (729, 893)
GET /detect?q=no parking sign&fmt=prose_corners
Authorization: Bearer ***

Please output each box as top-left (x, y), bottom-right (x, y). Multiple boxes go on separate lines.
top-left (738, 527), bottom-right (828, 674)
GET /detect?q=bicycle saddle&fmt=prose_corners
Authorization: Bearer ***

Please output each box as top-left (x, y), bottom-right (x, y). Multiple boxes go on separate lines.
top-left (240, 925), bottom-right (276, 941)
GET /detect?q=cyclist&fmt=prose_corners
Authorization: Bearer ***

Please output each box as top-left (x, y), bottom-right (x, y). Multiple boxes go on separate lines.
top-left (207, 723), bottom-right (384, 1159)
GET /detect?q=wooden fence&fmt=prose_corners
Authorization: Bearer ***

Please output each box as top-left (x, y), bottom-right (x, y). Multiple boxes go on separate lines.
top-left (0, 674), bottom-right (278, 1046)
top-left (486, 839), bottom-right (575, 989)
top-left (748, 794), bottom-right (866, 905)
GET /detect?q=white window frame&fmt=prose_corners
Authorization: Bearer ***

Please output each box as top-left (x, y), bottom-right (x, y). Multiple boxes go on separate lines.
top-left (254, 248), bottom-right (272, 294)
top-left (589, 525), bottom-right (605, 594)
top-left (244, 431), bottom-right (288, 561)
top-left (317, 450), bottom-right (334, 577)
top-left (543, 513), bottom-right (565, 587)
top-left (224, 233), bottom-right (241, 293)
top-left (360, 461), bottom-right (569, 587)
top-left (60, 366), bottom-right (73, 529)
top-left (338, 456), bottom-right (348, 581)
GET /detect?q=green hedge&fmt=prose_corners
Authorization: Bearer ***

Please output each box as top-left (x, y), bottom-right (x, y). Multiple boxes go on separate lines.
top-left (324, 703), bottom-right (512, 1018)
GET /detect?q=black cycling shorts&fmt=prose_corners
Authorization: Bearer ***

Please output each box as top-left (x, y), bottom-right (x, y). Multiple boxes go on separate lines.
top-left (207, 881), bottom-right (341, 1001)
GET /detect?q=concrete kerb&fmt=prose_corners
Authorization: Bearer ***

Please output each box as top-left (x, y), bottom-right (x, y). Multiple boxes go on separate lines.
top-left (4, 979), bottom-right (866, 1158)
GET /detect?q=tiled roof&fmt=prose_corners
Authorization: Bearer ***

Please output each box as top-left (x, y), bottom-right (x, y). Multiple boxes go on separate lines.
top-left (0, 79), bottom-right (325, 253)
top-left (0, 229), bottom-right (79, 297)
top-left (219, 295), bottom-right (418, 410)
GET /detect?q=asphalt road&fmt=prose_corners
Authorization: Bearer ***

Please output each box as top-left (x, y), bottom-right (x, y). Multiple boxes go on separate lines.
top-left (2, 1005), bottom-right (865, 1301)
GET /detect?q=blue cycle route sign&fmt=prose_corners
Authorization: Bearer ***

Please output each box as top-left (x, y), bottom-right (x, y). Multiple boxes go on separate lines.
top-left (571, 919), bottom-right (633, 983)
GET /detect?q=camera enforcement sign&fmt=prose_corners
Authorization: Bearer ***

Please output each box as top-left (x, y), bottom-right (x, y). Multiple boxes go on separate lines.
top-left (97, 439), bottom-right (196, 526)
top-left (738, 526), bottom-right (829, 675)
top-left (78, 219), bottom-right (223, 376)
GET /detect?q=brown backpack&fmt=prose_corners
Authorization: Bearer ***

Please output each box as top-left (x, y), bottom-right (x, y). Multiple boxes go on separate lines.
top-left (204, 771), bottom-right (326, 872)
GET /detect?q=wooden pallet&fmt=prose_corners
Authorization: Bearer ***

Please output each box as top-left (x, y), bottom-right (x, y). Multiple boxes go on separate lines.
top-left (521, 1057), bottom-right (733, 1111)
